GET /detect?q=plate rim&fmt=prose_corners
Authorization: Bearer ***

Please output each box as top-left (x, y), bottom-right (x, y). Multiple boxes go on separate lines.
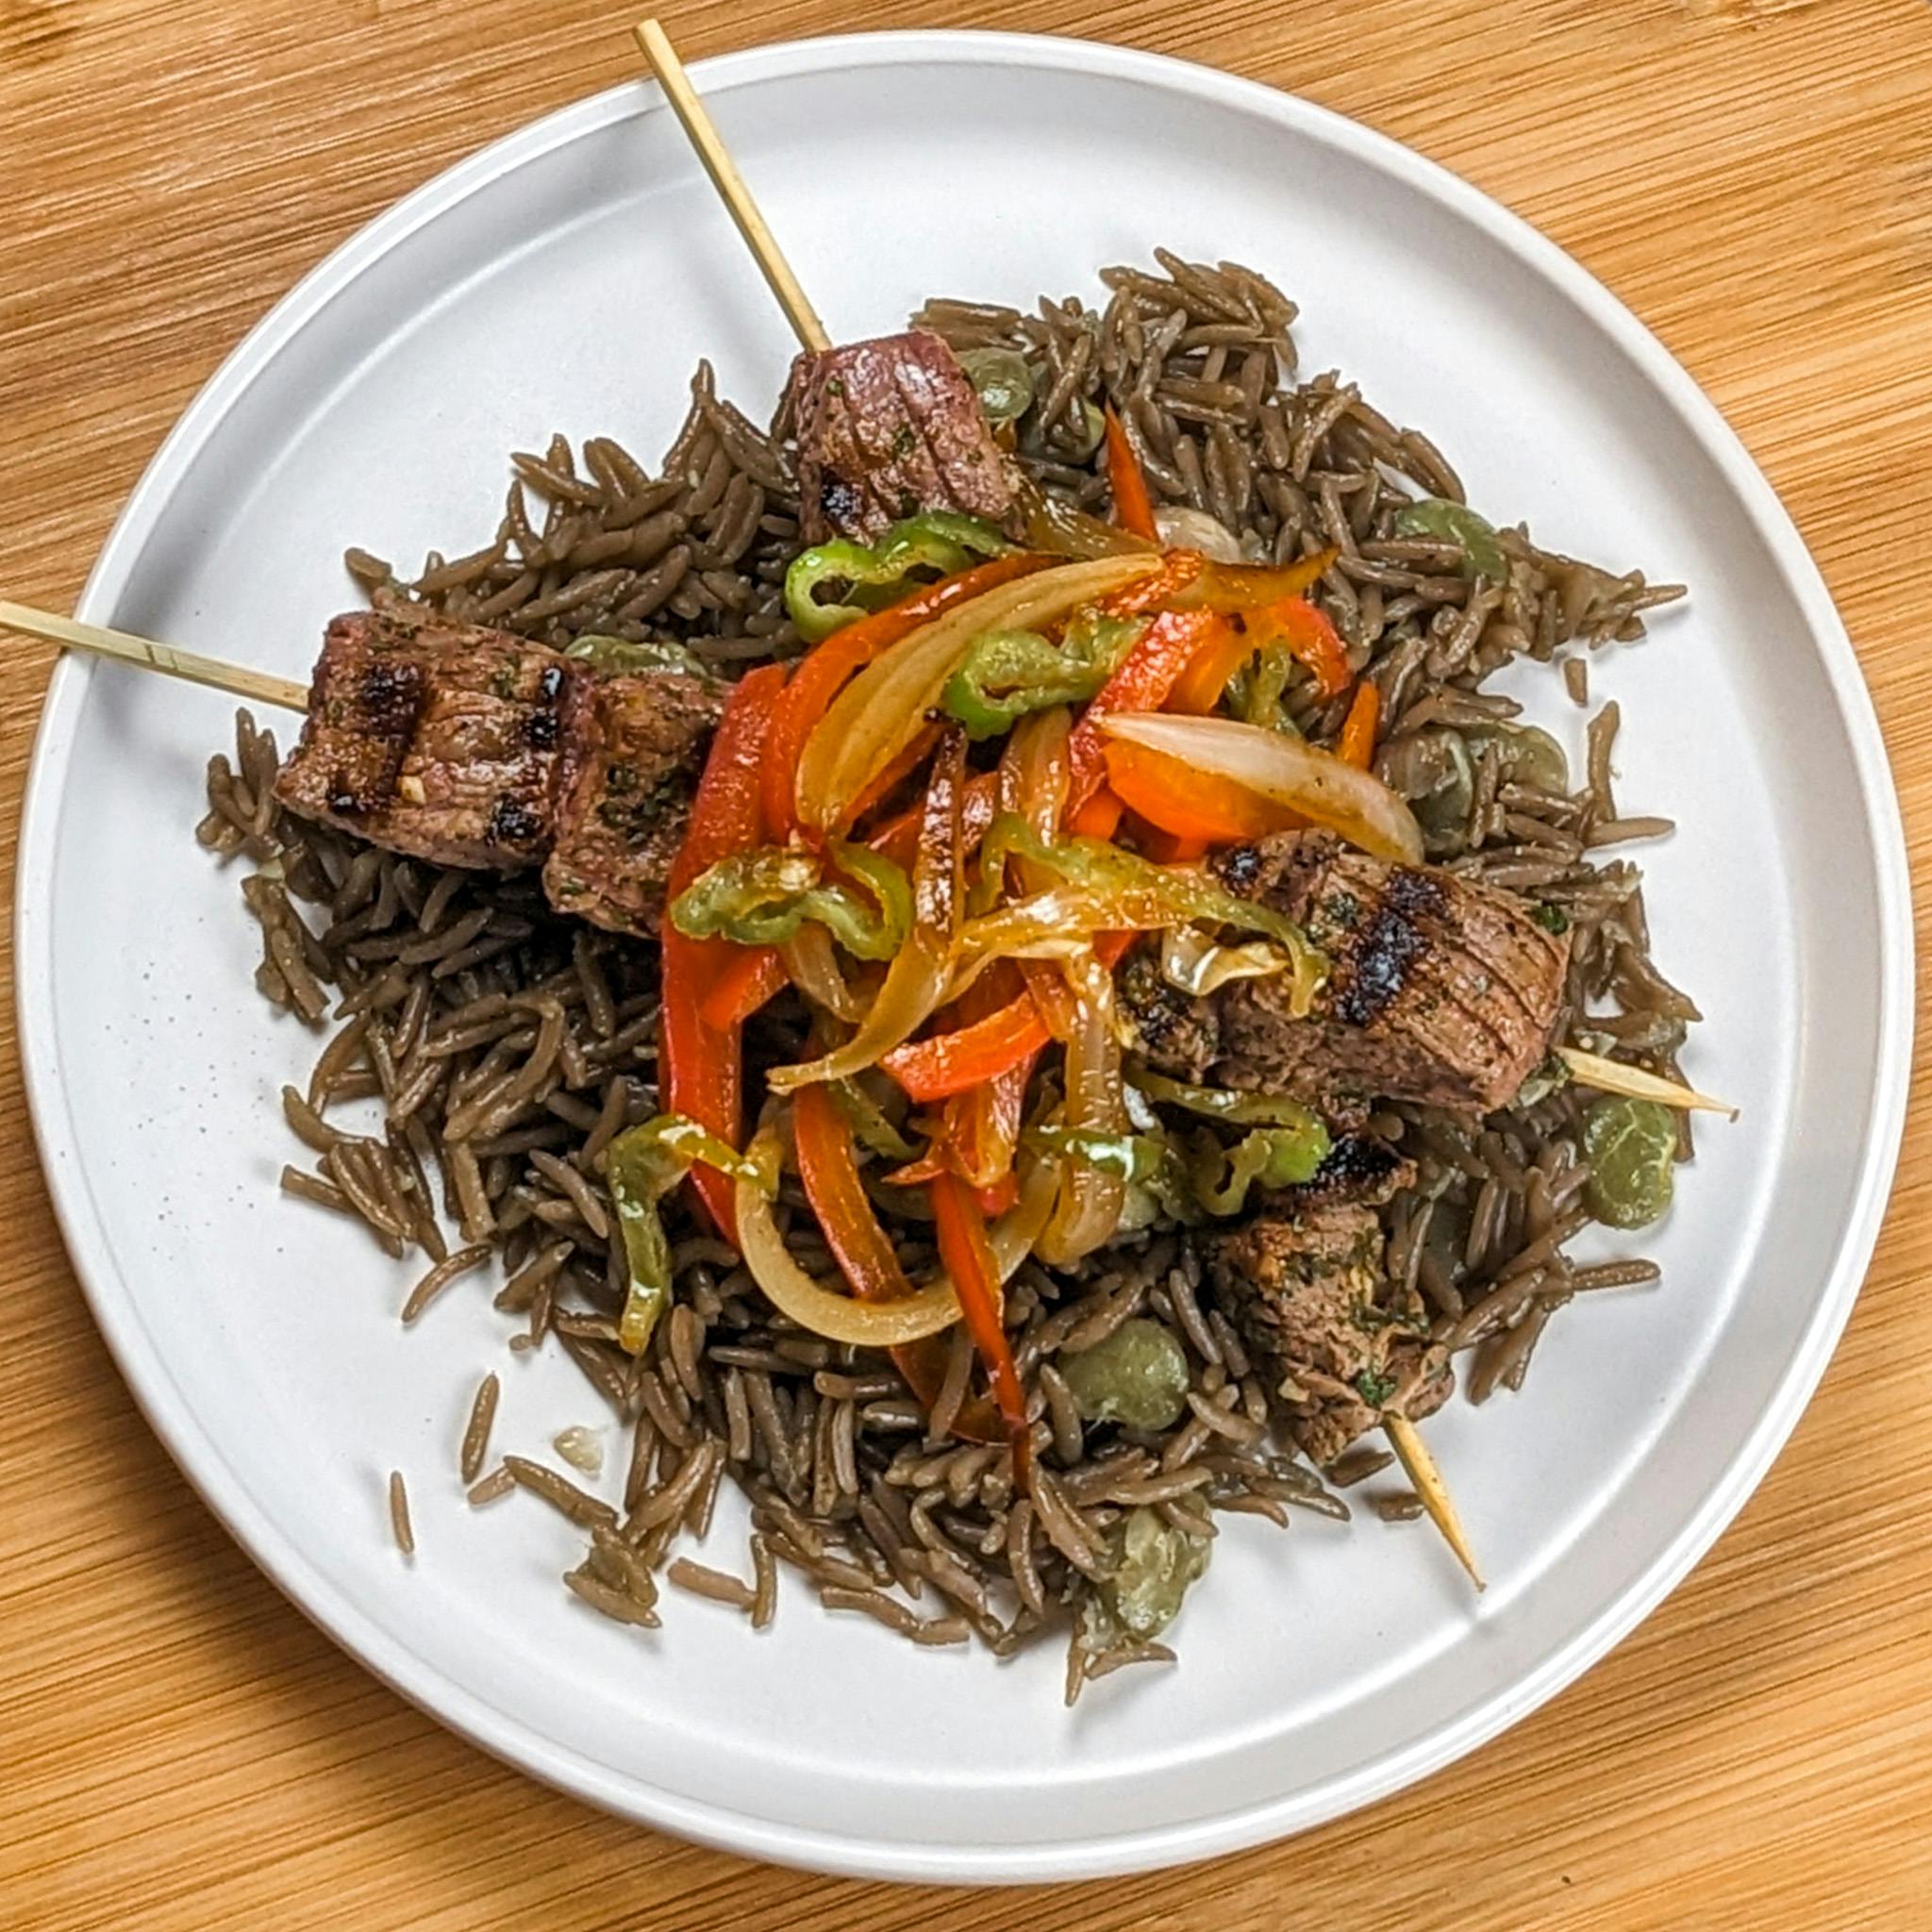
top-left (12, 26), bottom-right (1915, 1884)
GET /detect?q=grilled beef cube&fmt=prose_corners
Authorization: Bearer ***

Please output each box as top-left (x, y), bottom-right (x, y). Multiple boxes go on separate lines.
top-left (541, 670), bottom-right (725, 938)
top-left (787, 329), bottom-right (1016, 543)
top-left (1203, 1206), bottom-right (1450, 1468)
top-left (276, 608), bottom-right (581, 868)
top-left (1123, 832), bottom-right (1569, 1115)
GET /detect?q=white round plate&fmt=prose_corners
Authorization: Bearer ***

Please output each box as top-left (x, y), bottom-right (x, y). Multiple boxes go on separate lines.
top-left (16, 29), bottom-right (1910, 1885)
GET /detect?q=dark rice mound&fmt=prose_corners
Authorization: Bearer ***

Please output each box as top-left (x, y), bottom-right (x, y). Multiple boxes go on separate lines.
top-left (200, 253), bottom-right (1691, 1699)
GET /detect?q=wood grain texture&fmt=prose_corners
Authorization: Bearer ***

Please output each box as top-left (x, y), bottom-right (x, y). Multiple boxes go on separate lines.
top-left (4, 1), bottom-right (1931, 1924)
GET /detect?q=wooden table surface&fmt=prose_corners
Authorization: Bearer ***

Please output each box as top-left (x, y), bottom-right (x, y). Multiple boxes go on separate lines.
top-left (6, 1), bottom-right (1930, 1925)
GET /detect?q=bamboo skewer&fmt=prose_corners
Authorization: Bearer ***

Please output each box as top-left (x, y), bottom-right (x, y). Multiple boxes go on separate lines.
top-left (1384, 1411), bottom-right (1484, 1591)
top-left (632, 18), bottom-right (831, 355)
top-left (1557, 1045), bottom-right (1736, 1118)
top-left (0, 600), bottom-right (307, 711)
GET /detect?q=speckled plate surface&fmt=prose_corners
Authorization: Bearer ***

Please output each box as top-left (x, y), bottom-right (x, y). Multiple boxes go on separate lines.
top-left (14, 29), bottom-right (1911, 1884)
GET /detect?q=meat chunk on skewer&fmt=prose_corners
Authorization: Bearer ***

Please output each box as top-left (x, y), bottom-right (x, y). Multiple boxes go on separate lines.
top-left (543, 670), bottom-right (727, 938)
top-left (787, 329), bottom-right (1016, 543)
top-left (1202, 1202), bottom-right (1450, 1468)
top-left (1122, 831), bottom-right (1570, 1116)
top-left (275, 608), bottom-right (584, 869)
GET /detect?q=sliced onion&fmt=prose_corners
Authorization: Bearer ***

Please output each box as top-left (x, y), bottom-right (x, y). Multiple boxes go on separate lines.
top-left (779, 924), bottom-right (861, 1022)
top-left (1097, 710), bottom-right (1425, 864)
top-left (1154, 507), bottom-right (1245, 564)
top-left (797, 554), bottom-right (1159, 831)
top-left (766, 931), bottom-right (950, 1093)
top-left (1159, 928), bottom-right (1293, 995)
top-left (1037, 950), bottom-right (1127, 1266)
top-left (735, 1129), bottom-right (1057, 1345)
top-left (737, 1126), bottom-right (962, 1343)
top-left (1011, 475), bottom-right (1158, 560)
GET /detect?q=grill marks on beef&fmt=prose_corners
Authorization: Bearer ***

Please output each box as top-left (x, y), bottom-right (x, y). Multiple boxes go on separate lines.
top-left (1122, 831), bottom-right (1569, 1115)
top-left (787, 330), bottom-right (1016, 544)
top-left (543, 672), bottom-right (725, 937)
top-left (1203, 1205), bottom-right (1450, 1467)
top-left (278, 609), bottom-right (575, 868)
top-left (275, 609), bottom-right (720, 932)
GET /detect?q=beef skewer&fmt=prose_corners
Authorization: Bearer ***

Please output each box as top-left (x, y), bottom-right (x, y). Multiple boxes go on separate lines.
top-left (3, 589), bottom-right (1722, 1134)
top-left (2, 598), bottom-right (724, 939)
top-left (626, 16), bottom-right (1488, 1578)
top-left (633, 19), bottom-right (1020, 549)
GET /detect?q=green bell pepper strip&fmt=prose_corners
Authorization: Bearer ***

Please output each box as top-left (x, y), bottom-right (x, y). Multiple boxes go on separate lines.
top-left (1391, 498), bottom-right (1508, 585)
top-left (958, 346), bottom-right (1035, 425)
top-left (607, 1116), bottom-right (776, 1353)
top-left (970, 813), bottom-right (1327, 1012)
top-left (1025, 1124), bottom-right (1198, 1224)
top-left (669, 841), bottom-right (913, 962)
top-left (784, 512), bottom-right (1013, 643)
top-left (1229, 642), bottom-right (1303, 736)
top-left (828, 1075), bottom-right (924, 1164)
top-left (941, 612), bottom-right (1144, 741)
top-left (1188, 1120), bottom-right (1332, 1214)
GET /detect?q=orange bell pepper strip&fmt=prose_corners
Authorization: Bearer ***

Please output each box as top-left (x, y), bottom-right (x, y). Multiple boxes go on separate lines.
top-left (698, 944), bottom-right (788, 1031)
top-left (760, 551), bottom-right (1052, 841)
top-left (929, 1172), bottom-right (1032, 1482)
top-left (1066, 789), bottom-right (1124, 840)
top-left (793, 1085), bottom-right (1005, 1445)
top-left (1104, 406), bottom-right (1159, 542)
top-left (1249, 596), bottom-right (1353, 700)
top-left (1168, 619), bottom-right (1256, 716)
top-left (1339, 679), bottom-right (1381, 769)
top-left (1097, 546), bottom-right (1204, 618)
top-left (661, 662), bottom-right (788, 1239)
top-left (1065, 608), bottom-right (1228, 811)
top-left (1102, 738), bottom-right (1304, 845)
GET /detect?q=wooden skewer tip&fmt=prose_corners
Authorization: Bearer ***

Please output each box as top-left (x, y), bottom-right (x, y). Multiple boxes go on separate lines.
top-left (632, 18), bottom-right (832, 355)
top-left (1384, 1410), bottom-right (1485, 1592)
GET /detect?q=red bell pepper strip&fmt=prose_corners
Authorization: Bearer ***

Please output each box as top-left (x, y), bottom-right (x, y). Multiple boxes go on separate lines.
top-left (793, 1085), bottom-right (1004, 1444)
top-left (661, 662), bottom-right (788, 1238)
top-left (1339, 678), bottom-right (1381, 769)
top-left (1065, 608), bottom-right (1227, 811)
top-left (882, 992), bottom-right (1053, 1103)
top-left (698, 944), bottom-right (788, 1031)
top-left (793, 1083), bottom-right (917, 1303)
top-left (760, 551), bottom-right (1052, 841)
top-left (929, 1172), bottom-right (1032, 1482)
top-left (972, 1173), bottom-right (1021, 1217)
top-left (941, 966), bottom-right (1039, 1189)
top-left (1104, 406), bottom-right (1159, 542)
